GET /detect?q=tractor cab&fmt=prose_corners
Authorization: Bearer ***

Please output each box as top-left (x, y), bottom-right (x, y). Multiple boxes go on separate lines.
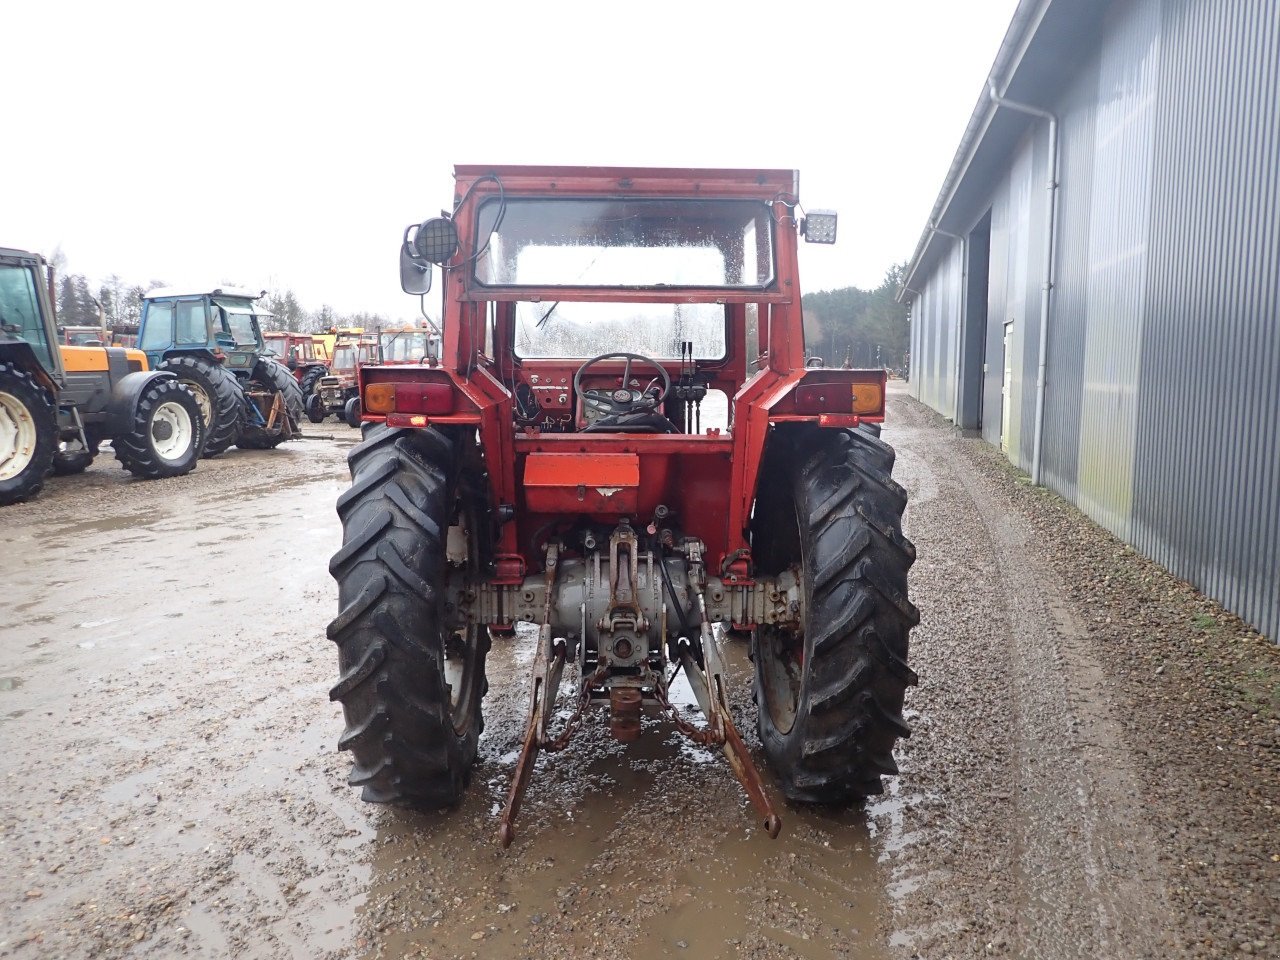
top-left (379, 327), bottom-right (439, 365)
top-left (262, 330), bottom-right (322, 370)
top-left (138, 288), bottom-right (269, 372)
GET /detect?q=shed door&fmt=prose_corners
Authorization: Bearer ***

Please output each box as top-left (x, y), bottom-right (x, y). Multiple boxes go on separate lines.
top-left (1000, 321), bottom-right (1014, 453)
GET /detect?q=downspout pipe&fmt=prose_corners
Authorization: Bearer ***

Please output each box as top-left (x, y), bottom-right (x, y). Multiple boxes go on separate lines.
top-left (987, 77), bottom-right (1058, 486)
top-left (901, 286), bottom-right (922, 392)
top-left (929, 221), bottom-right (966, 424)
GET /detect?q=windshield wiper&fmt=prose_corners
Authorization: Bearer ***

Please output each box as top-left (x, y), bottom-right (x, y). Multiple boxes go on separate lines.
top-left (536, 302), bottom-right (561, 329)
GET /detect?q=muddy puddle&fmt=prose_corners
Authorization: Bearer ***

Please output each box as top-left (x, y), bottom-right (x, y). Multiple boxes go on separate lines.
top-left (352, 635), bottom-right (894, 960)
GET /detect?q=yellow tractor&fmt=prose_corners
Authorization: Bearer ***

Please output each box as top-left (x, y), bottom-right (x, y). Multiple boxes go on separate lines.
top-left (0, 247), bottom-right (205, 505)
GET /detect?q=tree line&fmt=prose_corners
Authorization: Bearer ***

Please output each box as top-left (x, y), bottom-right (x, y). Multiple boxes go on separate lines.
top-left (46, 249), bottom-right (394, 334)
top-left (802, 262), bottom-right (910, 372)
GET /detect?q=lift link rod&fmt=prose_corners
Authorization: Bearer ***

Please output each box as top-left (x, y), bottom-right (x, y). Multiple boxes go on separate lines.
top-left (665, 543), bottom-right (782, 838)
top-left (498, 543), bottom-right (562, 848)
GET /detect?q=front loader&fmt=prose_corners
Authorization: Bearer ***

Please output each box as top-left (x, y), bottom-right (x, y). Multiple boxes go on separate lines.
top-left (327, 167), bottom-right (918, 844)
top-left (0, 247), bottom-right (205, 506)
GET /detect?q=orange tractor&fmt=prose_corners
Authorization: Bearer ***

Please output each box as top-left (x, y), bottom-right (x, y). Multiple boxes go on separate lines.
top-left (327, 166), bottom-right (917, 844)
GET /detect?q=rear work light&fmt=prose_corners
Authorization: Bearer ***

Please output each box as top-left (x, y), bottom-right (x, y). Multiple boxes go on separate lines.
top-left (364, 381), bottom-right (455, 416)
top-left (801, 210), bottom-right (838, 244)
top-left (794, 381), bottom-right (883, 416)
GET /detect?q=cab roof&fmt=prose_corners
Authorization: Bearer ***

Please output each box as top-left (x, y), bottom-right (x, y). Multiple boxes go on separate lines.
top-left (453, 165), bottom-right (799, 199)
top-left (145, 286), bottom-right (265, 301)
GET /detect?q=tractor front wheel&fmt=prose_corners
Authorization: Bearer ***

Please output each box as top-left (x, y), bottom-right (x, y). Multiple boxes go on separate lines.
top-left (157, 355), bottom-right (244, 458)
top-left (344, 396), bottom-right (362, 428)
top-left (751, 425), bottom-right (918, 803)
top-left (52, 439), bottom-right (95, 476)
top-left (306, 391), bottom-right (327, 424)
top-left (113, 378), bottom-right (205, 479)
top-left (328, 424), bottom-right (489, 808)
top-left (237, 359), bottom-right (304, 450)
top-left (0, 363), bottom-right (57, 505)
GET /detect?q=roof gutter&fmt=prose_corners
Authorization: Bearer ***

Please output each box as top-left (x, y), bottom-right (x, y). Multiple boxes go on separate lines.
top-left (986, 78), bottom-right (1059, 487)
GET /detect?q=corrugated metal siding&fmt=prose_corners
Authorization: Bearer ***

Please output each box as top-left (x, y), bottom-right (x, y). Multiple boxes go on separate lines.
top-left (1069, 0), bottom-right (1162, 538)
top-left (908, 244), bottom-right (963, 420)
top-left (1133, 0), bottom-right (1280, 637)
top-left (904, 0), bottom-right (1279, 637)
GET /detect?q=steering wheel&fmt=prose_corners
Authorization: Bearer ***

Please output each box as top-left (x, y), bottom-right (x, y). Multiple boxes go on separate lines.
top-left (573, 352), bottom-right (671, 420)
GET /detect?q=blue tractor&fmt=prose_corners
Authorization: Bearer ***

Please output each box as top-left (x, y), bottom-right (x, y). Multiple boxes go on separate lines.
top-left (137, 288), bottom-right (303, 455)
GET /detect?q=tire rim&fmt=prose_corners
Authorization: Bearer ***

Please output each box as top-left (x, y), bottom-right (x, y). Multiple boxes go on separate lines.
top-left (0, 391), bottom-right (37, 482)
top-left (151, 401), bottom-right (193, 461)
top-left (444, 496), bottom-right (485, 736)
top-left (759, 623), bottom-right (804, 735)
top-left (757, 501), bottom-right (807, 736)
top-left (182, 380), bottom-right (214, 427)
top-left (445, 625), bottom-right (482, 736)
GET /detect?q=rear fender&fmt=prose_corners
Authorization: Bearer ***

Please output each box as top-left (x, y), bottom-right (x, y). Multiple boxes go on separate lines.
top-left (731, 368), bottom-right (888, 551)
top-left (358, 365), bottom-right (484, 428)
top-left (766, 368), bottom-right (887, 425)
top-left (0, 341), bottom-right (58, 395)
top-left (105, 371), bottom-right (176, 436)
top-left (358, 363), bottom-right (513, 554)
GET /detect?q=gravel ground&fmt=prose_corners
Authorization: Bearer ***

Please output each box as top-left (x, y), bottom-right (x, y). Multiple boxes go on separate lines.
top-left (886, 388), bottom-right (1278, 959)
top-left (0, 387), bottom-right (1274, 959)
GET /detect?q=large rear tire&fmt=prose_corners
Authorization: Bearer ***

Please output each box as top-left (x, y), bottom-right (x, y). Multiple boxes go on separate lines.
top-left (237, 359), bottom-right (304, 450)
top-left (113, 378), bottom-right (205, 479)
top-left (328, 424), bottom-right (489, 809)
top-left (157, 355), bottom-right (244, 458)
top-left (751, 425), bottom-right (918, 802)
top-left (0, 363), bottom-right (57, 506)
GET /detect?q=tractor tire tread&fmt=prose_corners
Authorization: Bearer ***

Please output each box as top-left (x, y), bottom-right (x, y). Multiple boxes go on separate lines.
top-left (157, 355), bottom-right (243, 458)
top-left (112, 378), bottom-right (205, 479)
top-left (328, 423), bottom-right (485, 810)
top-left (0, 363), bottom-right (56, 505)
top-left (752, 425), bottom-right (917, 804)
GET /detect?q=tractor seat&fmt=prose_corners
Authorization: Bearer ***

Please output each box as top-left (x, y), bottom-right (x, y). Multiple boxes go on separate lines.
top-left (581, 410), bottom-right (680, 434)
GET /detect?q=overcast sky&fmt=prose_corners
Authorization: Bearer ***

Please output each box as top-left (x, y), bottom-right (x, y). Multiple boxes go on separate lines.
top-left (4, 0), bottom-right (1019, 321)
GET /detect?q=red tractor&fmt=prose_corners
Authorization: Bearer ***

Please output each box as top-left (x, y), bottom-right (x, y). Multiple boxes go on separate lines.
top-left (262, 331), bottom-right (330, 398)
top-left (328, 166), bottom-right (917, 844)
top-left (307, 336), bottom-right (377, 427)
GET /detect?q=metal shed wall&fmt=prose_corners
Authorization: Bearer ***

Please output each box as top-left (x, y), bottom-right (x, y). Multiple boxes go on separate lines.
top-left (908, 245), bottom-right (962, 420)
top-left (904, 0), bottom-right (1280, 637)
top-left (1131, 0), bottom-right (1280, 638)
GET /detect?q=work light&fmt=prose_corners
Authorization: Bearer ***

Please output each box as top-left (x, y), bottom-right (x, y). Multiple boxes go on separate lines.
top-left (802, 210), bottom-right (838, 244)
top-left (412, 217), bottom-right (460, 264)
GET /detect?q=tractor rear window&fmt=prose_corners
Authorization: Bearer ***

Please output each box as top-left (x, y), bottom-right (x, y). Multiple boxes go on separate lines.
top-left (473, 198), bottom-right (774, 289)
top-left (514, 301), bottom-right (726, 360)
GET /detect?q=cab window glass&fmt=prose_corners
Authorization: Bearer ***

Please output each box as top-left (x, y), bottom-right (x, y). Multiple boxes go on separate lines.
top-left (174, 299), bottom-right (207, 345)
top-left (0, 264), bottom-right (53, 369)
top-left (140, 301), bottom-right (174, 350)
